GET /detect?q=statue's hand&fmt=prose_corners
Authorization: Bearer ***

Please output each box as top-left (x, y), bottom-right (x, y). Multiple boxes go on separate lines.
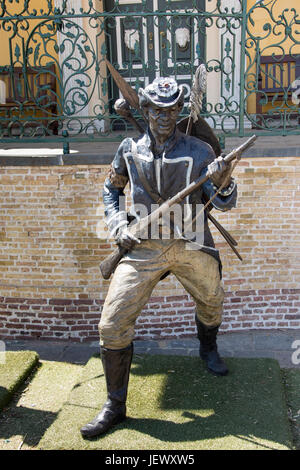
top-left (207, 155), bottom-right (232, 188)
top-left (116, 226), bottom-right (141, 251)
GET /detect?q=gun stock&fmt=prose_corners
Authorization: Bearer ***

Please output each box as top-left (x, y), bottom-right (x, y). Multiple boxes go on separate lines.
top-left (100, 245), bottom-right (128, 280)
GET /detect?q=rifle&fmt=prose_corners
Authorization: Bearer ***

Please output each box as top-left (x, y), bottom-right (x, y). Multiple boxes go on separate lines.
top-left (109, 60), bottom-right (241, 259)
top-left (100, 134), bottom-right (256, 279)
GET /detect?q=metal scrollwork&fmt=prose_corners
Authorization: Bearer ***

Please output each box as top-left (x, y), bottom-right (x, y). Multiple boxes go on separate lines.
top-left (245, 0), bottom-right (300, 133)
top-left (0, 0), bottom-right (298, 145)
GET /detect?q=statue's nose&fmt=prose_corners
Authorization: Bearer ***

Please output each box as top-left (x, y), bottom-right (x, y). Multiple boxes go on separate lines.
top-left (159, 110), bottom-right (171, 118)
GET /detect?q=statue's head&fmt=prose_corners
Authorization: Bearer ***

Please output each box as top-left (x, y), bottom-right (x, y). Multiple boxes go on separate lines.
top-left (138, 77), bottom-right (185, 110)
top-left (138, 78), bottom-right (185, 140)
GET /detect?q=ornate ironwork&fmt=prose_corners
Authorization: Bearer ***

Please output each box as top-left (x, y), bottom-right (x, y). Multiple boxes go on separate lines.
top-left (0, 0), bottom-right (298, 149)
top-left (245, 0), bottom-right (300, 135)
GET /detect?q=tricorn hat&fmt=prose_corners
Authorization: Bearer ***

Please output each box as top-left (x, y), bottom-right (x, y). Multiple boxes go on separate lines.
top-left (138, 78), bottom-right (185, 109)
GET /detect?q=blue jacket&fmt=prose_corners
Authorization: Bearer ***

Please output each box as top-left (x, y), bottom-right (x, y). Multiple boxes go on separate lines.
top-left (103, 128), bottom-right (237, 261)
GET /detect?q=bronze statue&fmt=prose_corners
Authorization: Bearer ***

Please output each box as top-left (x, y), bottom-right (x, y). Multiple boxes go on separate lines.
top-left (80, 73), bottom-right (255, 439)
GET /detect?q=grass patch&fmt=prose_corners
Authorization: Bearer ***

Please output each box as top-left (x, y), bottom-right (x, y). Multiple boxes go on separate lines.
top-left (282, 369), bottom-right (300, 450)
top-left (0, 360), bottom-right (83, 450)
top-left (0, 351), bottom-right (39, 411)
top-left (39, 354), bottom-right (292, 450)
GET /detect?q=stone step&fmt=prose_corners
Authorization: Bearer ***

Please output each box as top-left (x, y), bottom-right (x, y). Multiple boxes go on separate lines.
top-left (0, 358), bottom-right (83, 450)
top-left (0, 351), bottom-right (39, 411)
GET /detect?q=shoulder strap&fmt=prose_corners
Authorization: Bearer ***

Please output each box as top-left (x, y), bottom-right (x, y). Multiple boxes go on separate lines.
top-left (131, 141), bottom-right (165, 205)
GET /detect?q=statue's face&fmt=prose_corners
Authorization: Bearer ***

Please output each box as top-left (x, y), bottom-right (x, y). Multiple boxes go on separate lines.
top-left (146, 104), bottom-right (180, 140)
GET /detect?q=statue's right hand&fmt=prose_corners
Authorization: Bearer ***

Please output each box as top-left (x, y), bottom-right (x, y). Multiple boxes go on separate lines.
top-left (116, 226), bottom-right (141, 251)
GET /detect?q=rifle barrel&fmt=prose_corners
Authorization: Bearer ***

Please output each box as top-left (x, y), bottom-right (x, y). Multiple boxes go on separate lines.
top-left (224, 135), bottom-right (257, 164)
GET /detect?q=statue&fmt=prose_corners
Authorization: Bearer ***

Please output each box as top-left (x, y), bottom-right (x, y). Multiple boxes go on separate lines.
top-left (80, 71), bottom-right (255, 439)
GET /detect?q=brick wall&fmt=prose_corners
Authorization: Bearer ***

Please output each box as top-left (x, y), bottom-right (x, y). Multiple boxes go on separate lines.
top-left (0, 156), bottom-right (299, 342)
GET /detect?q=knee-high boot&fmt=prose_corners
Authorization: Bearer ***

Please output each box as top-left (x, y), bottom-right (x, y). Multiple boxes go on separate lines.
top-left (195, 316), bottom-right (228, 376)
top-left (80, 343), bottom-right (133, 438)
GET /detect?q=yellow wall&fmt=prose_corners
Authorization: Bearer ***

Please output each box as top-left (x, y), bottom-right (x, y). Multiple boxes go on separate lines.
top-left (246, 0), bottom-right (300, 114)
top-left (0, 0), bottom-right (107, 125)
top-left (247, 0), bottom-right (300, 56)
top-left (0, 0), bottom-right (60, 68)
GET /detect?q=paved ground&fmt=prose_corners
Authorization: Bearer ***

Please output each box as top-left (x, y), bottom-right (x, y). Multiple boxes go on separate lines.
top-left (4, 329), bottom-right (300, 369)
top-left (0, 134), bottom-right (299, 157)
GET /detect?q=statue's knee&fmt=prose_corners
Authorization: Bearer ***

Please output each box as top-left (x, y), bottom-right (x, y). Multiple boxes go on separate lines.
top-left (99, 322), bottom-right (134, 350)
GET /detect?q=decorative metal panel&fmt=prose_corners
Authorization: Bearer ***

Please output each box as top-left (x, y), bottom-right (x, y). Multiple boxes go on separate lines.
top-left (0, 0), bottom-right (298, 149)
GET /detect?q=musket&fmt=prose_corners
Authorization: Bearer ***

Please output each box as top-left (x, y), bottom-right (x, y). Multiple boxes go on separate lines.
top-left (157, 150), bottom-right (243, 262)
top-left (100, 134), bottom-right (256, 279)
top-left (107, 59), bottom-right (241, 257)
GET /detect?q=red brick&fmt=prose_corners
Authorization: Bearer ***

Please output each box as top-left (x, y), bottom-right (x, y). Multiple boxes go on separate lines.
top-left (165, 295), bottom-right (189, 302)
top-left (73, 299), bottom-right (94, 305)
top-left (49, 299), bottom-right (73, 305)
top-left (258, 289), bottom-right (281, 295)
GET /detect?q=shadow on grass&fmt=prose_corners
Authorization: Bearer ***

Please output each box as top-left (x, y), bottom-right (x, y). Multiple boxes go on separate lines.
top-left (119, 355), bottom-right (292, 449)
top-left (57, 354), bottom-right (292, 450)
top-left (0, 385), bottom-right (9, 411)
top-left (122, 415), bottom-right (277, 450)
top-left (0, 406), bottom-right (57, 448)
top-left (0, 366), bottom-right (57, 448)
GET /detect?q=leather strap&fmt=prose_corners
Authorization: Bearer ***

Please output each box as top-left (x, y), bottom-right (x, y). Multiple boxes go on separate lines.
top-left (130, 141), bottom-right (165, 205)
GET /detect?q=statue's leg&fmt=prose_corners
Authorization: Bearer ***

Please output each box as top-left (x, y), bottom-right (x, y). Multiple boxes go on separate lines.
top-left (194, 317), bottom-right (228, 376)
top-left (171, 242), bottom-right (228, 376)
top-left (80, 344), bottom-right (133, 438)
top-left (81, 247), bottom-right (168, 438)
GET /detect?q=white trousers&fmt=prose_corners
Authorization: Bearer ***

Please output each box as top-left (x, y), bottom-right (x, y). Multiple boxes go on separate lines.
top-left (99, 239), bottom-right (224, 349)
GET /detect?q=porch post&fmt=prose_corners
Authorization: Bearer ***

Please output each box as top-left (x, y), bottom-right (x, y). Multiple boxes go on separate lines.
top-left (54, 0), bottom-right (106, 134)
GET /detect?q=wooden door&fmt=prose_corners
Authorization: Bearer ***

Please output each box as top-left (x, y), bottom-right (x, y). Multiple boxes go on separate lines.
top-left (105, 0), bottom-right (205, 116)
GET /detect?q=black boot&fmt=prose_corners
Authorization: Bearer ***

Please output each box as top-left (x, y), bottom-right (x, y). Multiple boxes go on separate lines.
top-left (195, 316), bottom-right (228, 376)
top-left (80, 343), bottom-right (133, 438)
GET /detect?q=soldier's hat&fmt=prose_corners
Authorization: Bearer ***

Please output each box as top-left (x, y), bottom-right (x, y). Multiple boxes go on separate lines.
top-left (138, 77), bottom-right (185, 109)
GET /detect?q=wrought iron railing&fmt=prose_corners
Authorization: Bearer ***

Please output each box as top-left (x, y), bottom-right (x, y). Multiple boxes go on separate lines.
top-left (0, 0), bottom-right (299, 150)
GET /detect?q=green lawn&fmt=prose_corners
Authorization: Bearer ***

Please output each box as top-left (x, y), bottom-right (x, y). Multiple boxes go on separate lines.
top-left (39, 355), bottom-right (293, 450)
top-left (0, 352), bottom-right (297, 450)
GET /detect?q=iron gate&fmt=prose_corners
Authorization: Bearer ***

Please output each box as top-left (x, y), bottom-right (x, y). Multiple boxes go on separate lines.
top-left (0, 0), bottom-right (299, 149)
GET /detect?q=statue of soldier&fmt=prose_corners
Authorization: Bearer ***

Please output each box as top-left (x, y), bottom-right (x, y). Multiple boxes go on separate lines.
top-left (80, 77), bottom-right (237, 438)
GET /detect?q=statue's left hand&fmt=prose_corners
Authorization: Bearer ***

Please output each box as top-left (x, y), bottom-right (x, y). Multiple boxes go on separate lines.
top-left (207, 155), bottom-right (232, 188)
